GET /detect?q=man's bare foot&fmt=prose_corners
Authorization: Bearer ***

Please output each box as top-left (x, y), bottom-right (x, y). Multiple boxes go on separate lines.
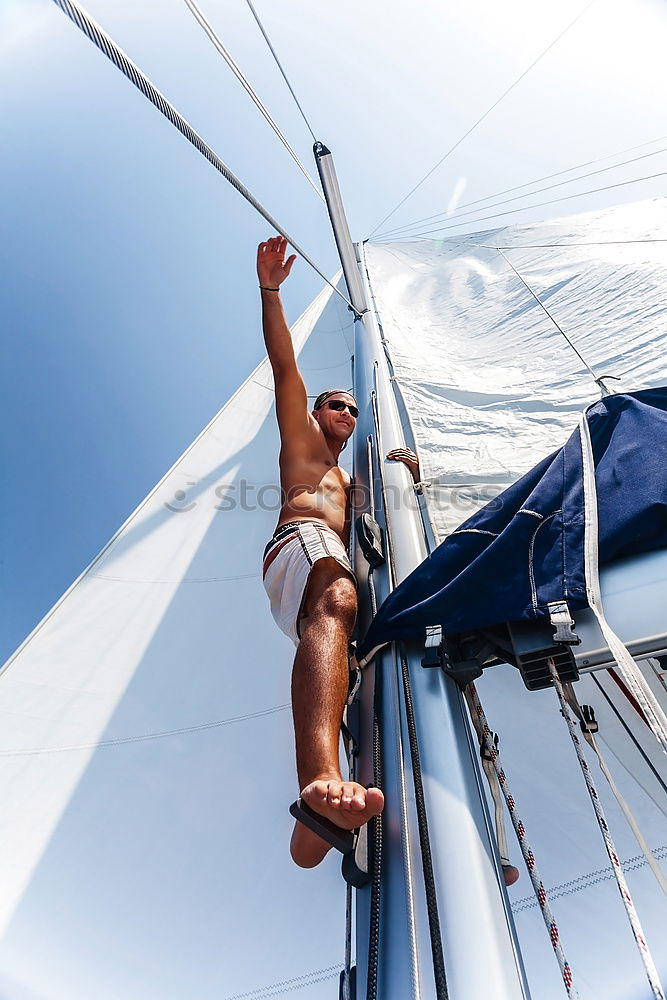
top-left (290, 778), bottom-right (385, 869)
top-left (502, 863), bottom-right (520, 887)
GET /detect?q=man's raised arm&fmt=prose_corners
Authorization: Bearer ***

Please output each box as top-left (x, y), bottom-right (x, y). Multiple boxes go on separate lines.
top-left (257, 237), bottom-right (309, 438)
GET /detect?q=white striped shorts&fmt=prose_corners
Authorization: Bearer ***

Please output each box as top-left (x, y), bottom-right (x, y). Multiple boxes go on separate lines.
top-left (262, 519), bottom-right (356, 646)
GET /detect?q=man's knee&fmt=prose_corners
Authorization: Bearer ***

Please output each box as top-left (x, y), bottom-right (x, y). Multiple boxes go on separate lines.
top-left (309, 571), bottom-right (357, 631)
top-left (322, 576), bottom-right (356, 617)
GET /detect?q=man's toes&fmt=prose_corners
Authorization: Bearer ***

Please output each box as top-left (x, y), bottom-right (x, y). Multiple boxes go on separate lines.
top-left (340, 782), bottom-right (356, 808)
top-left (348, 785), bottom-right (368, 812)
top-left (365, 786), bottom-right (385, 815)
top-left (326, 781), bottom-right (343, 807)
top-left (302, 779), bottom-right (329, 808)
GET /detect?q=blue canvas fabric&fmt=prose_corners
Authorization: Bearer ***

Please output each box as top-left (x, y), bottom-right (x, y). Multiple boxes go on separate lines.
top-left (359, 388), bottom-right (667, 657)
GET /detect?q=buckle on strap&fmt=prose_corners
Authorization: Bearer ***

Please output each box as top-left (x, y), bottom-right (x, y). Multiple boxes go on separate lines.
top-left (580, 704), bottom-right (599, 735)
top-left (422, 625), bottom-right (443, 667)
top-left (547, 601), bottom-right (581, 646)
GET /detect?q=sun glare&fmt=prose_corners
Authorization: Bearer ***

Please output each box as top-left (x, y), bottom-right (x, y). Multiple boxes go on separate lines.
top-left (0, 0), bottom-right (51, 56)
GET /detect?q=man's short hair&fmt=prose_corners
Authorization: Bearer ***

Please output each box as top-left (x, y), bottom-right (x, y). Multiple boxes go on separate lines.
top-left (313, 389), bottom-right (357, 411)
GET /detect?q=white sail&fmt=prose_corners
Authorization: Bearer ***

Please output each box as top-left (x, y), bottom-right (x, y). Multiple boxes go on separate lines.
top-left (4, 193), bottom-right (667, 1000)
top-left (368, 198), bottom-right (667, 539)
top-left (0, 279), bottom-right (354, 1000)
top-left (365, 199), bottom-right (667, 998)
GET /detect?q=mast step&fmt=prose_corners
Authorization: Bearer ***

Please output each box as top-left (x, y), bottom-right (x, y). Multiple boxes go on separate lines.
top-left (289, 798), bottom-right (370, 888)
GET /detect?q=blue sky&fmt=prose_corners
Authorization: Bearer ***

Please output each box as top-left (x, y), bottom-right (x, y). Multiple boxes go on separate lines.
top-left (3, 0), bottom-right (667, 662)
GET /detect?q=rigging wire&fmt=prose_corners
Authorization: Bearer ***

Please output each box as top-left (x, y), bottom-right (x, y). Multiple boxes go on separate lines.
top-left (386, 169), bottom-right (667, 241)
top-left (374, 144), bottom-right (667, 240)
top-left (49, 0), bottom-right (359, 316)
top-left (376, 133), bottom-right (667, 238)
top-left (547, 658), bottom-right (666, 1000)
top-left (465, 683), bottom-right (579, 999)
top-left (243, 0), bottom-right (318, 143)
top-left (367, 0), bottom-right (598, 238)
top-left (180, 0), bottom-right (323, 199)
top-left (496, 249), bottom-right (599, 382)
top-left (476, 239), bottom-right (667, 250)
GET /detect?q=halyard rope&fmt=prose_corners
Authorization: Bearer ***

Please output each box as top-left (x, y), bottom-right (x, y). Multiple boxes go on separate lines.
top-left (465, 683), bottom-right (578, 999)
top-left (49, 0), bottom-right (359, 316)
top-left (547, 658), bottom-right (666, 1000)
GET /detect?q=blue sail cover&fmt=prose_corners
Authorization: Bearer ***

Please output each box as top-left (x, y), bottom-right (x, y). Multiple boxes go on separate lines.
top-left (360, 388), bottom-right (667, 655)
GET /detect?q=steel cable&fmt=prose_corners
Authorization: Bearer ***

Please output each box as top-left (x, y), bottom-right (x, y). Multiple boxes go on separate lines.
top-left (380, 169), bottom-right (667, 242)
top-left (367, 0), bottom-right (598, 238)
top-left (375, 144), bottom-right (667, 240)
top-left (50, 0), bottom-right (359, 315)
top-left (243, 0), bottom-right (318, 143)
top-left (376, 134), bottom-right (667, 238)
top-left (180, 0), bottom-right (322, 199)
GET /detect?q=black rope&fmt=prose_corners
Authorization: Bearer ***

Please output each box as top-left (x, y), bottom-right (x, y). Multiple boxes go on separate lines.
top-left (367, 0), bottom-right (598, 238)
top-left (590, 673), bottom-right (667, 798)
top-left (399, 651), bottom-right (449, 999)
top-left (366, 648), bottom-right (383, 1000)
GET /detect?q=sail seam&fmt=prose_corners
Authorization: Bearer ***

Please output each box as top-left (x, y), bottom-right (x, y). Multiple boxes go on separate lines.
top-left (511, 845), bottom-right (667, 912)
top-left (0, 704), bottom-right (290, 756)
top-left (222, 963), bottom-right (341, 1000)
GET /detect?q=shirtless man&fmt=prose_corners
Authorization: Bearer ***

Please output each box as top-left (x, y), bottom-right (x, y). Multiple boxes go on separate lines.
top-left (258, 235), bottom-right (384, 868)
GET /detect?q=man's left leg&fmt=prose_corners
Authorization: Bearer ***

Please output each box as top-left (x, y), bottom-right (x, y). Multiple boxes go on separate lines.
top-left (290, 557), bottom-right (384, 867)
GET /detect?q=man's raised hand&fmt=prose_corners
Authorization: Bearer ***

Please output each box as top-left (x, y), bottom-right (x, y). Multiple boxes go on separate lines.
top-left (257, 236), bottom-right (297, 289)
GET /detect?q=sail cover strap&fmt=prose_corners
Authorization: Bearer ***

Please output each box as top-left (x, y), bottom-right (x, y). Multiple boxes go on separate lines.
top-left (578, 408), bottom-right (667, 752)
top-left (464, 693), bottom-right (511, 864)
top-left (465, 684), bottom-right (579, 1000)
top-left (548, 659), bottom-right (666, 1000)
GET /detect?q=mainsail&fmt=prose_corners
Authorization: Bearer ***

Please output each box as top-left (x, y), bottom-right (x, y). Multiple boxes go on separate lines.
top-left (4, 195), bottom-right (667, 1000)
top-left (0, 281), bottom-right (354, 999)
top-left (362, 200), bottom-right (667, 998)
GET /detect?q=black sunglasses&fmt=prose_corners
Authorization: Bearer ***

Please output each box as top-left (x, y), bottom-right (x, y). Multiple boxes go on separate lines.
top-left (325, 399), bottom-right (359, 419)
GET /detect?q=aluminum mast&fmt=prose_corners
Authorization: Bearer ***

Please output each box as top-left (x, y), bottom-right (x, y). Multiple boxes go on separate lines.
top-left (314, 141), bottom-right (530, 999)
